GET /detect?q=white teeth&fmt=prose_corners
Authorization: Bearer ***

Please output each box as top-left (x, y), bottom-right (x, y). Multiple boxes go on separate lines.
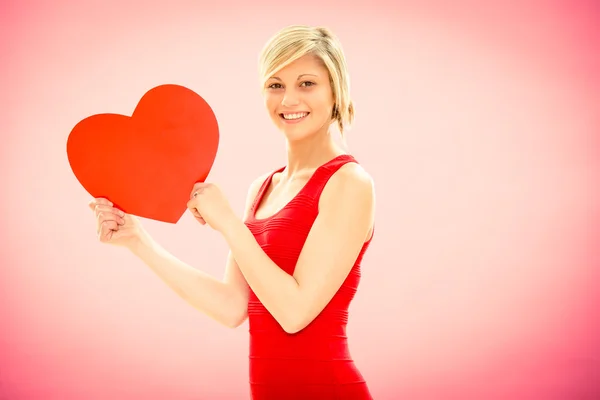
top-left (282, 112), bottom-right (308, 120)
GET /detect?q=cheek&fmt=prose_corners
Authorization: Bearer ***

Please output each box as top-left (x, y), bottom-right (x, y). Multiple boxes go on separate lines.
top-left (307, 90), bottom-right (334, 115)
top-left (311, 100), bottom-right (334, 119)
top-left (266, 98), bottom-right (281, 115)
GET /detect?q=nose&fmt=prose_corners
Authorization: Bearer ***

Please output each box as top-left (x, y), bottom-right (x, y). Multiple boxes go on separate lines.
top-left (281, 88), bottom-right (300, 107)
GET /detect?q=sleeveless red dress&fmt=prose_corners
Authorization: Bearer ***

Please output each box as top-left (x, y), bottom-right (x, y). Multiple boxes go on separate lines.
top-left (244, 154), bottom-right (374, 400)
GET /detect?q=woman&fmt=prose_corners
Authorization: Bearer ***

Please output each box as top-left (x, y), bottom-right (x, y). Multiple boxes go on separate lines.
top-left (89, 25), bottom-right (376, 400)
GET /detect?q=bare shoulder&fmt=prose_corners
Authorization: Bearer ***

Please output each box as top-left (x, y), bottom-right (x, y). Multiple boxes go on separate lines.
top-left (318, 161), bottom-right (375, 241)
top-left (321, 161), bottom-right (375, 203)
top-left (248, 171), bottom-right (272, 196)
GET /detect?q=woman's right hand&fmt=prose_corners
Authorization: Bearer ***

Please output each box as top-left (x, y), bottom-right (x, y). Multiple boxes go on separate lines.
top-left (88, 198), bottom-right (144, 248)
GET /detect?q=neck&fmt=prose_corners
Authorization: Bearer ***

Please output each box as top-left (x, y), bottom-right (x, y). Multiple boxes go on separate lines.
top-left (283, 128), bottom-right (344, 178)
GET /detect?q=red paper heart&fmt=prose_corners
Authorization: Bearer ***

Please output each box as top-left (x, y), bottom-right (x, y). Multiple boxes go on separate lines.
top-left (67, 84), bottom-right (219, 223)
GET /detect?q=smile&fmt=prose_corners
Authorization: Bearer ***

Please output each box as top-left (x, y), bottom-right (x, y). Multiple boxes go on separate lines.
top-left (280, 112), bottom-right (309, 123)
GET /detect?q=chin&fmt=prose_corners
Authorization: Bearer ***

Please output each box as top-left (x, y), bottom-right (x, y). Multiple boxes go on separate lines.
top-left (281, 128), bottom-right (314, 142)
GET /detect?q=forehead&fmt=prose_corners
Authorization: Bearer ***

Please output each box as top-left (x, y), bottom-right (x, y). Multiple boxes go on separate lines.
top-left (270, 54), bottom-right (328, 79)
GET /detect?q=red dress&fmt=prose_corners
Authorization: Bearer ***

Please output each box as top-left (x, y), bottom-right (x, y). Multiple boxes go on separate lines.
top-left (244, 154), bottom-right (374, 400)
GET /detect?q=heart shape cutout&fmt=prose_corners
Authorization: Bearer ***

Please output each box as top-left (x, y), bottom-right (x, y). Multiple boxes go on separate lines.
top-left (67, 84), bottom-right (219, 223)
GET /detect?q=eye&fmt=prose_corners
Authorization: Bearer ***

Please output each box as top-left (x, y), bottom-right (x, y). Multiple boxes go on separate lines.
top-left (300, 81), bottom-right (315, 87)
top-left (267, 83), bottom-right (283, 89)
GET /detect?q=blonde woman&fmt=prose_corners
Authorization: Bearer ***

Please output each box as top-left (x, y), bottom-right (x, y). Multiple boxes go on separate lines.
top-left (90, 25), bottom-right (375, 399)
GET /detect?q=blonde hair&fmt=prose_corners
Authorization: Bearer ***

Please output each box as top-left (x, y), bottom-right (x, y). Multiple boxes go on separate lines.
top-left (258, 25), bottom-right (354, 137)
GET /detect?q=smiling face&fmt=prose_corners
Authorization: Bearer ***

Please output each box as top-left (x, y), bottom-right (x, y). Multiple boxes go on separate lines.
top-left (259, 25), bottom-right (354, 140)
top-left (263, 54), bottom-right (335, 142)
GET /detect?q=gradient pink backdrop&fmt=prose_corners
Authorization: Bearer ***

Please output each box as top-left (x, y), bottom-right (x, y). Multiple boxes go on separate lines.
top-left (1, 1), bottom-right (599, 399)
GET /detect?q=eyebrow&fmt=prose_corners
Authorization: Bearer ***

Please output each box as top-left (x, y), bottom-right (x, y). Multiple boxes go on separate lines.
top-left (270, 74), bottom-right (318, 81)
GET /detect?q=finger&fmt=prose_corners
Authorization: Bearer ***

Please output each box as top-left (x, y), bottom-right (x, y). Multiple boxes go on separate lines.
top-left (191, 210), bottom-right (206, 224)
top-left (191, 182), bottom-right (210, 196)
top-left (96, 208), bottom-right (126, 226)
top-left (98, 220), bottom-right (118, 241)
top-left (95, 205), bottom-right (125, 219)
top-left (100, 219), bottom-right (118, 232)
top-left (89, 198), bottom-right (113, 211)
top-left (194, 213), bottom-right (206, 224)
top-left (186, 197), bottom-right (200, 209)
top-left (94, 204), bottom-right (124, 215)
top-left (95, 198), bottom-right (113, 207)
top-left (193, 182), bottom-right (209, 189)
top-left (190, 188), bottom-right (203, 199)
top-left (187, 207), bottom-right (206, 225)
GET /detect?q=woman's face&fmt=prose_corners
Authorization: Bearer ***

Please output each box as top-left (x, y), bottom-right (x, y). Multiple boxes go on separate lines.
top-left (263, 54), bottom-right (335, 142)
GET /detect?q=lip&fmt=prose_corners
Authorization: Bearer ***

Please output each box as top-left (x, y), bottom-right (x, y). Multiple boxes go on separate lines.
top-left (279, 112), bottom-right (310, 124)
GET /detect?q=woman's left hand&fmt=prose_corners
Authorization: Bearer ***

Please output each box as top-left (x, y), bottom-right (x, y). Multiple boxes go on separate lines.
top-left (187, 182), bottom-right (238, 233)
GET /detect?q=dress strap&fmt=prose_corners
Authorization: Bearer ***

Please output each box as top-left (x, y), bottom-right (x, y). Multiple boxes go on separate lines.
top-left (304, 154), bottom-right (358, 199)
top-left (248, 166), bottom-right (284, 213)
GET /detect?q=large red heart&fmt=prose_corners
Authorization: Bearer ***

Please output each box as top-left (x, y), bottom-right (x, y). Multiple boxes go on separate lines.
top-left (67, 84), bottom-right (219, 223)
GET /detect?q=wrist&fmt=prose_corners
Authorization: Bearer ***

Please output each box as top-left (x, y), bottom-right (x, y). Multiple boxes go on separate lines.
top-left (127, 229), bottom-right (153, 255)
top-left (220, 214), bottom-right (245, 243)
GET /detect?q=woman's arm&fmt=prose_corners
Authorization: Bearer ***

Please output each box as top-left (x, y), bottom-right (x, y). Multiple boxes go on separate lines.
top-left (126, 174), bottom-right (267, 328)
top-left (128, 236), bottom-right (248, 328)
top-left (220, 163), bottom-right (375, 334)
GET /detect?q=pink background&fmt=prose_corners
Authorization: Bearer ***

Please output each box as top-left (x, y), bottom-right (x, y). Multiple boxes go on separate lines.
top-left (1, 1), bottom-right (599, 399)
